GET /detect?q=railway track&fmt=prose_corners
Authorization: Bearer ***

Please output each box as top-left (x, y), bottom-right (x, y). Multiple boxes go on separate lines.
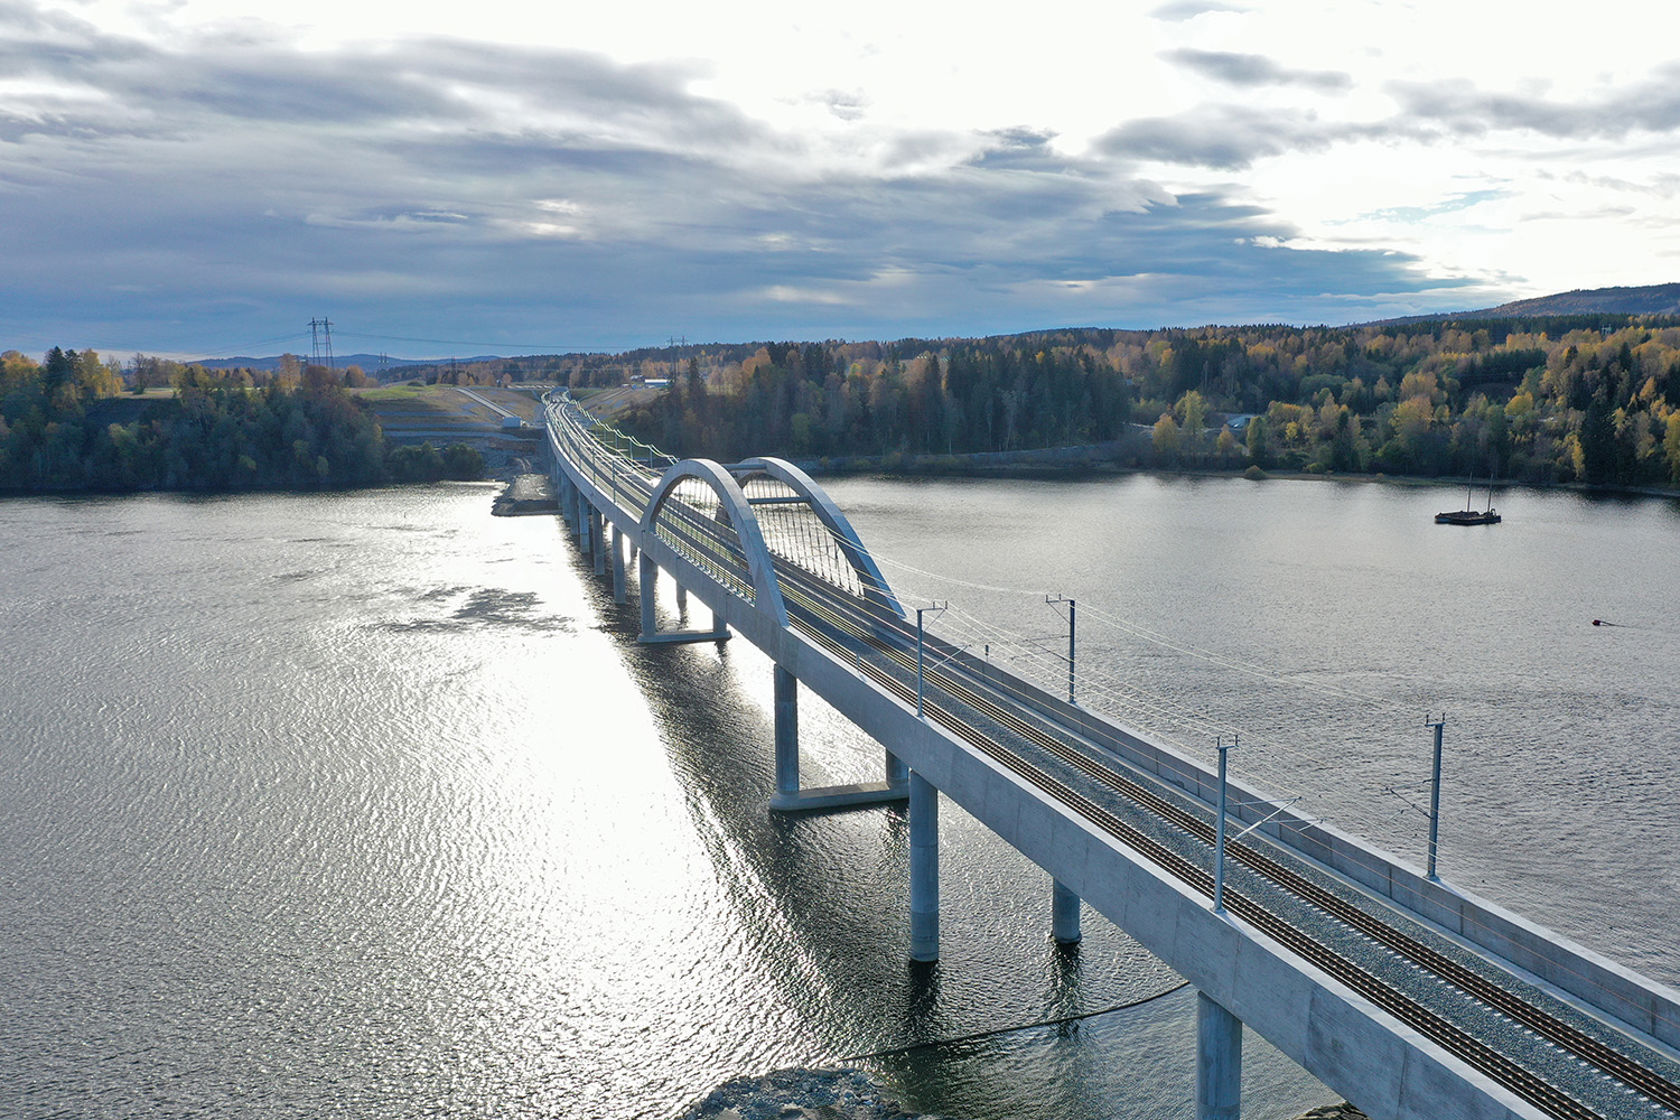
top-left (768, 560), bottom-right (1680, 1120)
top-left (548, 414), bottom-right (1680, 1120)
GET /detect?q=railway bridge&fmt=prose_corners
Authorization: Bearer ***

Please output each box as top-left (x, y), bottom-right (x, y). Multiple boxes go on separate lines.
top-left (543, 391), bottom-right (1680, 1120)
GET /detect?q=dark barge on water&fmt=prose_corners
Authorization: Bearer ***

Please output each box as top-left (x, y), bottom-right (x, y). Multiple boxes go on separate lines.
top-left (1436, 477), bottom-right (1501, 525)
top-left (1435, 507), bottom-right (1501, 525)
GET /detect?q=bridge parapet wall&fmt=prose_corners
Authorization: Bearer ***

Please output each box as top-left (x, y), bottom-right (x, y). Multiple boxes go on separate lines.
top-left (545, 399), bottom-right (661, 525)
top-left (936, 637), bottom-right (1680, 1052)
top-left (542, 393), bottom-right (1680, 1094)
top-left (547, 401), bottom-right (897, 643)
top-left (544, 396), bottom-right (797, 650)
top-left (771, 622), bottom-right (1540, 1120)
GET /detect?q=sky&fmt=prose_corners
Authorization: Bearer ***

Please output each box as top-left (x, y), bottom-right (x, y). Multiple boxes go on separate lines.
top-left (4, 0), bottom-right (1680, 360)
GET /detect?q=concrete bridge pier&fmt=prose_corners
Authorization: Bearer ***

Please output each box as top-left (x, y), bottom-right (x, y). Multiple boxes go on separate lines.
top-left (676, 583), bottom-right (688, 615)
top-left (767, 669), bottom-right (906, 813)
top-left (591, 512), bottom-right (606, 576)
top-left (1052, 879), bottom-right (1082, 944)
top-left (558, 475), bottom-right (575, 532)
top-left (909, 770), bottom-right (939, 962)
top-left (773, 663), bottom-right (799, 798)
top-left (886, 751), bottom-right (909, 788)
top-left (1196, 992), bottom-right (1243, 1120)
top-left (634, 555), bottom-right (730, 645)
top-left (638, 552), bottom-right (657, 637)
top-left (576, 490), bottom-right (592, 553)
top-left (610, 526), bottom-right (626, 604)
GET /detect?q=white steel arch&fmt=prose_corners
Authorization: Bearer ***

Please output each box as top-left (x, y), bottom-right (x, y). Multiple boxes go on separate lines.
top-left (639, 458), bottom-right (789, 629)
top-left (732, 456), bottom-right (905, 620)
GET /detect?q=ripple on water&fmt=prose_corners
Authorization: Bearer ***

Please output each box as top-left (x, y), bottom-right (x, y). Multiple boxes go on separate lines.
top-left (6, 482), bottom-right (1672, 1119)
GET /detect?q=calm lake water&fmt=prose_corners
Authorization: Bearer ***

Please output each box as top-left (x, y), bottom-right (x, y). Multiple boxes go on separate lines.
top-left (2, 476), bottom-right (1675, 1120)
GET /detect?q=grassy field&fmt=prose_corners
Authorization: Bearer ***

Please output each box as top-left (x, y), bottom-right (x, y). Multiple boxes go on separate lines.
top-left (572, 384), bottom-right (659, 421)
top-left (349, 386), bottom-right (554, 461)
top-left (353, 384), bottom-right (450, 403)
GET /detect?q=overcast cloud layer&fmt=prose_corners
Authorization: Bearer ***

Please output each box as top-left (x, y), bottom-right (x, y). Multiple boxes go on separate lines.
top-left (3, 0), bottom-right (1679, 357)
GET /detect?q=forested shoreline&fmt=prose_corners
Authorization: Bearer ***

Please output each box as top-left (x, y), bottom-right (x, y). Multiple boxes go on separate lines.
top-left (611, 316), bottom-right (1680, 488)
top-left (12, 311), bottom-right (1680, 493)
top-left (0, 348), bottom-right (481, 492)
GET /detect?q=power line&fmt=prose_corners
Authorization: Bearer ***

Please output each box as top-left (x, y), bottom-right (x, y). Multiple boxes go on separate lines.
top-left (185, 331), bottom-right (312, 360)
top-left (160, 328), bottom-right (595, 363)
top-left (332, 330), bottom-right (587, 354)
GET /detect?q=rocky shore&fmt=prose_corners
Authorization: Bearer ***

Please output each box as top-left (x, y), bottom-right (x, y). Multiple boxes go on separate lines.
top-left (675, 1069), bottom-right (924, 1120)
top-left (675, 1066), bottom-right (1368, 1120)
top-left (491, 472), bottom-right (559, 516)
top-left (1292, 1104), bottom-right (1370, 1120)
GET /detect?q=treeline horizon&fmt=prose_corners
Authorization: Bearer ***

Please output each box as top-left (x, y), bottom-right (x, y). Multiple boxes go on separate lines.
top-left (0, 348), bottom-right (481, 492)
top-left (593, 315), bottom-right (1680, 487)
top-left (12, 308), bottom-right (1680, 490)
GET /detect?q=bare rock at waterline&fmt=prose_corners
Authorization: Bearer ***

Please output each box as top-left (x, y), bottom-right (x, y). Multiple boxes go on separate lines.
top-left (675, 1067), bottom-right (1369, 1120)
top-left (676, 1068), bottom-right (934, 1120)
top-left (1293, 1104), bottom-right (1370, 1120)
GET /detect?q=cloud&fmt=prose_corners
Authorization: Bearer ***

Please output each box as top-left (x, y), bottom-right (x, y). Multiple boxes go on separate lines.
top-left (1096, 105), bottom-right (1364, 169)
top-left (1519, 206), bottom-right (1636, 223)
top-left (0, 6), bottom-right (760, 152)
top-left (1557, 170), bottom-right (1680, 199)
top-left (761, 284), bottom-right (855, 306)
top-left (965, 127), bottom-right (1067, 171)
top-left (804, 89), bottom-right (868, 122)
top-left (0, 1), bottom-right (1483, 353)
top-left (1149, 0), bottom-right (1246, 21)
top-left (1390, 67), bottom-right (1680, 140)
top-left (1161, 49), bottom-right (1351, 92)
top-left (1093, 57), bottom-right (1680, 176)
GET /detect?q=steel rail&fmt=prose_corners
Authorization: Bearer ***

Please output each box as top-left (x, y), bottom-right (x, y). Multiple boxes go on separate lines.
top-left (825, 567), bottom-right (1680, 1110)
top-left (553, 420), bottom-right (1680, 1120)
top-left (766, 558), bottom-right (1679, 1120)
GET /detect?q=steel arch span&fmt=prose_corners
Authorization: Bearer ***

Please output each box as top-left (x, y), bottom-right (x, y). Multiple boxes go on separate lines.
top-left (640, 457), bottom-right (788, 629)
top-left (730, 456), bottom-right (904, 620)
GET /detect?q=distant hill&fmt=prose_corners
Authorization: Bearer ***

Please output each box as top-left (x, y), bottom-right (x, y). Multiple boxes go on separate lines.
top-left (182, 287), bottom-right (1680, 374)
top-left (192, 353), bottom-right (502, 373)
top-left (1382, 283), bottom-right (1680, 324)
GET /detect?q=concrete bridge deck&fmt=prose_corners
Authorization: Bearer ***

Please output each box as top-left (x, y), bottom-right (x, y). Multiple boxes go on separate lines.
top-left (542, 391), bottom-right (1680, 1120)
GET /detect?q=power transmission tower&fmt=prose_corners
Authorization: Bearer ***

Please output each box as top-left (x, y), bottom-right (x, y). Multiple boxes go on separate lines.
top-left (307, 317), bottom-right (335, 369)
